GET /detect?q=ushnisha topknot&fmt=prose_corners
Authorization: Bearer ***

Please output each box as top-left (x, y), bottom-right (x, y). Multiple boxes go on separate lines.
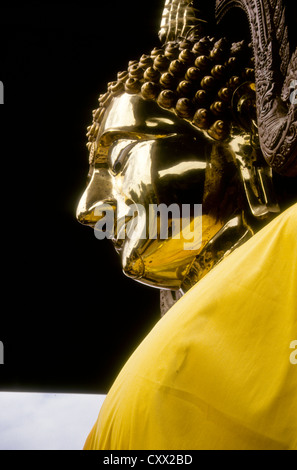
top-left (86, 36), bottom-right (254, 156)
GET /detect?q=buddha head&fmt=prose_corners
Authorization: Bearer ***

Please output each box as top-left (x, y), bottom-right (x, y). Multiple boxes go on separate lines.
top-left (76, 0), bottom-right (297, 310)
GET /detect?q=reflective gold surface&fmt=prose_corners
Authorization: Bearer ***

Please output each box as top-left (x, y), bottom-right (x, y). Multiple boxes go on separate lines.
top-left (77, 93), bottom-right (278, 291)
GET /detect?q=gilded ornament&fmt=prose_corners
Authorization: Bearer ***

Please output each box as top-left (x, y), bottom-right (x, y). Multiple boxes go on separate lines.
top-left (201, 75), bottom-right (217, 90)
top-left (125, 78), bottom-right (141, 94)
top-left (98, 92), bottom-right (113, 108)
top-left (185, 66), bottom-right (202, 82)
top-left (230, 40), bottom-right (246, 56)
top-left (139, 54), bottom-right (154, 69)
top-left (141, 81), bottom-right (160, 100)
top-left (194, 55), bottom-right (211, 71)
top-left (218, 87), bottom-right (232, 102)
top-left (210, 100), bottom-right (226, 116)
top-left (192, 108), bottom-right (210, 129)
top-left (98, 92), bottom-right (109, 104)
top-left (194, 89), bottom-right (208, 106)
top-left (109, 81), bottom-right (125, 96)
top-left (86, 141), bottom-right (92, 151)
top-left (93, 106), bottom-right (105, 122)
top-left (177, 80), bottom-right (194, 97)
top-left (192, 37), bottom-right (212, 55)
top-left (178, 49), bottom-right (195, 65)
top-left (243, 68), bottom-right (255, 81)
top-left (225, 56), bottom-right (238, 71)
top-left (164, 43), bottom-right (180, 59)
top-left (117, 71), bottom-right (129, 82)
top-left (211, 64), bottom-right (226, 79)
top-left (168, 59), bottom-right (186, 76)
top-left (179, 39), bottom-right (192, 50)
top-left (150, 47), bottom-right (164, 58)
top-left (86, 122), bottom-right (99, 140)
top-left (175, 97), bottom-right (194, 119)
top-left (228, 76), bottom-right (241, 89)
top-left (157, 89), bottom-right (177, 108)
top-left (143, 66), bottom-right (161, 82)
top-left (208, 119), bottom-right (230, 140)
top-left (210, 38), bottom-right (229, 60)
top-left (160, 71), bottom-right (177, 89)
top-left (129, 64), bottom-right (144, 79)
top-left (153, 54), bottom-right (170, 72)
top-left (128, 60), bottom-right (139, 70)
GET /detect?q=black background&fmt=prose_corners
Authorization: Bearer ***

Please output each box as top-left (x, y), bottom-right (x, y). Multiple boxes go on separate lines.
top-left (0, 1), bottom-right (296, 394)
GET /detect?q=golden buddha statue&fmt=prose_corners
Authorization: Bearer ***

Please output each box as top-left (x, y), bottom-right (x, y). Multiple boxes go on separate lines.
top-left (77, 0), bottom-right (297, 450)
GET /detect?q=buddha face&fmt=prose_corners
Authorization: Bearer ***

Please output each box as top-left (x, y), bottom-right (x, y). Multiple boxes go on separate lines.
top-left (76, 92), bottom-right (246, 290)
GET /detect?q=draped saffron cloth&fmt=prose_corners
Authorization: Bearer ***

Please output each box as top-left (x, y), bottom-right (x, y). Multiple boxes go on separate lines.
top-left (84, 203), bottom-right (297, 450)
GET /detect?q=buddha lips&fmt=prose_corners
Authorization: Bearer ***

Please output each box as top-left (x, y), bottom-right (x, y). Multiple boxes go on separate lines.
top-left (93, 202), bottom-right (203, 251)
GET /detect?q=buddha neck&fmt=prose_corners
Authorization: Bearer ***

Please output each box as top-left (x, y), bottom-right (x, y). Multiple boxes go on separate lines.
top-left (181, 213), bottom-right (254, 293)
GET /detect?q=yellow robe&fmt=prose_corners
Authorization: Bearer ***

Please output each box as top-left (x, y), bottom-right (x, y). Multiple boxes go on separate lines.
top-left (84, 203), bottom-right (297, 450)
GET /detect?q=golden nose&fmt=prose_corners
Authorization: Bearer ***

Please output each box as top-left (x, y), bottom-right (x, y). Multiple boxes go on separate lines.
top-left (76, 197), bottom-right (116, 228)
top-left (76, 166), bottom-right (114, 227)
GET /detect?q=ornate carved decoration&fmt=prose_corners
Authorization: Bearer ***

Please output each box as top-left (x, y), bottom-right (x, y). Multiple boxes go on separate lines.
top-left (215, 0), bottom-right (297, 176)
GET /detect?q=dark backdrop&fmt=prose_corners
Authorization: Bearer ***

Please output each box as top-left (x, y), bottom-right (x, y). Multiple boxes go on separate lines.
top-left (0, 1), bottom-right (296, 394)
top-left (0, 1), bottom-right (163, 394)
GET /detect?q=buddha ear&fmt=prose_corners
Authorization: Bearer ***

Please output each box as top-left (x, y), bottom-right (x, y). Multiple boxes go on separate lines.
top-left (230, 134), bottom-right (280, 219)
top-left (230, 82), bottom-right (280, 219)
top-left (237, 149), bottom-right (281, 219)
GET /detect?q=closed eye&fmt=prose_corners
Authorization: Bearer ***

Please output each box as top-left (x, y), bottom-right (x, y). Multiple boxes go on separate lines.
top-left (108, 139), bottom-right (138, 175)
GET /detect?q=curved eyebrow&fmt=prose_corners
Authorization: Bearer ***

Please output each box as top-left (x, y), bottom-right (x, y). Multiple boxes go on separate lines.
top-left (91, 129), bottom-right (179, 167)
top-left (90, 131), bottom-right (147, 167)
top-left (88, 93), bottom-right (203, 165)
top-left (87, 131), bottom-right (136, 167)
top-left (100, 126), bottom-right (178, 146)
